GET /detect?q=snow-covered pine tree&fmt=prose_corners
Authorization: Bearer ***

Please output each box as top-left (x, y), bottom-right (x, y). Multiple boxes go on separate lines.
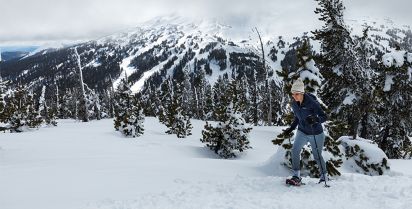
top-left (157, 77), bottom-right (173, 124)
top-left (290, 38), bottom-right (323, 94)
top-left (201, 79), bottom-right (252, 158)
top-left (0, 77), bottom-right (7, 128)
top-left (375, 50), bottom-right (412, 158)
top-left (38, 85), bottom-right (57, 126)
top-left (182, 68), bottom-right (194, 117)
top-left (60, 89), bottom-right (75, 119)
top-left (269, 80), bottom-right (284, 125)
top-left (164, 80), bottom-right (193, 138)
top-left (86, 87), bottom-right (101, 120)
top-left (354, 27), bottom-right (378, 140)
top-left (212, 75), bottom-right (229, 121)
top-left (203, 83), bottom-right (214, 120)
top-left (113, 78), bottom-right (145, 137)
top-left (312, 0), bottom-right (369, 139)
top-left (339, 136), bottom-right (390, 175)
top-left (3, 84), bottom-right (36, 132)
top-left (26, 91), bottom-right (42, 128)
top-left (141, 83), bottom-right (159, 117)
top-left (192, 67), bottom-right (208, 120)
top-left (53, 81), bottom-right (61, 119)
top-left (132, 102), bottom-right (145, 137)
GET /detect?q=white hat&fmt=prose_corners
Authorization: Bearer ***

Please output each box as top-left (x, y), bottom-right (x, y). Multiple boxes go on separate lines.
top-left (291, 78), bottom-right (305, 94)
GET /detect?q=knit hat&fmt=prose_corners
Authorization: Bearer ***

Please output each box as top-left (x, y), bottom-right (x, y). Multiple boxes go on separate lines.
top-left (291, 78), bottom-right (305, 94)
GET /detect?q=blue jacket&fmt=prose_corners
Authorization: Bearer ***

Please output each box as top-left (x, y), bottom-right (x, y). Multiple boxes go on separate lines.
top-left (290, 93), bottom-right (327, 135)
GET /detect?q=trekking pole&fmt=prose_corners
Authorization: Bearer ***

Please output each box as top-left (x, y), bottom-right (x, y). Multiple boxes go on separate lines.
top-left (311, 124), bottom-right (329, 188)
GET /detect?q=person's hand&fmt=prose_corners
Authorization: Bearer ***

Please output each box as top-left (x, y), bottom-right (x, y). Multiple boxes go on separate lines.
top-left (282, 127), bottom-right (293, 136)
top-left (306, 115), bottom-right (319, 125)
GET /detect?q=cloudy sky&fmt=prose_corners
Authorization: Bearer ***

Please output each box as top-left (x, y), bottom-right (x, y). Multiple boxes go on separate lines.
top-left (1, 0), bottom-right (411, 47)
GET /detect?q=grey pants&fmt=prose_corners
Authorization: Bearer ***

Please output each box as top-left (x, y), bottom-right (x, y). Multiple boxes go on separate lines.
top-left (292, 130), bottom-right (326, 178)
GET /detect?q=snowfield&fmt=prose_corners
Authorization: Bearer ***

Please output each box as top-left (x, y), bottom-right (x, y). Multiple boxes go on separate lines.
top-left (1, 118), bottom-right (411, 209)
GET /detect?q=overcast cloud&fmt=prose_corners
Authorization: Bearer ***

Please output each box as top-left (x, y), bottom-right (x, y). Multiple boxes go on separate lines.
top-left (0, 0), bottom-right (411, 46)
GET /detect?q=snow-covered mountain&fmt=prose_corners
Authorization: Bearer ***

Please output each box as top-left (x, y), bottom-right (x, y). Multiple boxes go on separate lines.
top-left (0, 15), bottom-right (410, 95)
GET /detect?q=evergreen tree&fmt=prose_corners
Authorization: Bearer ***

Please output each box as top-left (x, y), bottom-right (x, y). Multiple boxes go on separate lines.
top-left (201, 103), bottom-right (252, 158)
top-left (313, 0), bottom-right (369, 139)
top-left (375, 50), bottom-right (412, 158)
top-left (164, 80), bottom-right (193, 138)
top-left (201, 79), bottom-right (252, 158)
top-left (60, 89), bottom-right (76, 119)
top-left (0, 78), bottom-right (7, 128)
top-left (193, 68), bottom-right (208, 120)
top-left (203, 84), bottom-right (214, 120)
top-left (26, 91), bottom-right (43, 128)
top-left (212, 75), bottom-right (229, 121)
top-left (3, 84), bottom-right (40, 132)
top-left (290, 38), bottom-right (323, 94)
top-left (158, 77), bottom-right (173, 124)
top-left (38, 85), bottom-right (57, 126)
top-left (113, 78), bottom-right (145, 137)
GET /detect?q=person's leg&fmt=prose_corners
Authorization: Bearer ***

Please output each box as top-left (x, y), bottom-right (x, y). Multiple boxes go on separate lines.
top-left (308, 132), bottom-right (327, 179)
top-left (291, 130), bottom-right (308, 177)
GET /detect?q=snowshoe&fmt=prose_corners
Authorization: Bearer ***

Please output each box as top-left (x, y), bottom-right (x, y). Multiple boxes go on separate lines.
top-left (286, 176), bottom-right (303, 186)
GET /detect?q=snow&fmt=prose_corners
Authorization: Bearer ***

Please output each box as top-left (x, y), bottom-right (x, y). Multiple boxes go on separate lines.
top-left (338, 136), bottom-right (389, 170)
top-left (343, 92), bottom-right (356, 105)
top-left (1, 118), bottom-right (412, 209)
top-left (298, 59), bottom-right (323, 87)
top-left (407, 52), bottom-right (412, 64)
top-left (384, 74), bottom-right (395, 92)
top-left (114, 55), bottom-right (136, 90)
top-left (383, 51), bottom-right (406, 67)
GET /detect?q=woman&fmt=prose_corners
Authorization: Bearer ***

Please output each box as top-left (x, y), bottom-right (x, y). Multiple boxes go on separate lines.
top-left (283, 78), bottom-right (327, 186)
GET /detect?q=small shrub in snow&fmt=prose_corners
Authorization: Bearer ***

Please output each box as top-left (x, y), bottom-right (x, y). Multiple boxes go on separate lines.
top-left (201, 104), bottom-right (252, 158)
top-left (339, 136), bottom-right (390, 175)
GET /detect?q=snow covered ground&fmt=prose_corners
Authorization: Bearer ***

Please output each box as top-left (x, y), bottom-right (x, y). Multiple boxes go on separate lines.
top-left (1, 118), bottom-right (411, 209)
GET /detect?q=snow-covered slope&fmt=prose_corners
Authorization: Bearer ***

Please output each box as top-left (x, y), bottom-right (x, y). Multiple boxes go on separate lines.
top-left (1, 118), bottom-right (411, 209)
top-left (2, 15), bottom-right (410, 96)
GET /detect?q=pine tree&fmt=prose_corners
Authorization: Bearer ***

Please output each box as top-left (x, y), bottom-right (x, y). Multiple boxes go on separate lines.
top-left (158, 78), bottom-right (173, 124)
top-left (26, 91), bottom-right (42, 128)
top-left (203, 83), bottom-right (214, 120)
top-left (164, 80), bottom-right (193, 138)
top-left (201, 79), bottom-right (252, 158)
top-left (291, 38), bottom-right (323, 94)
top-left (60, 89), bottom-right (76, 119)
top-left (375, 50), bottom-right (412, 158)
top-left (3, 84), bottom-right (34, 132)
top-left (38, 85), bottom-right (56, 126)
top-left (212, 75), bottom-right (229, 121)
top-left (0, 77), bottom-right (7, 129)
top-left (313, 0), bottom-right (369, 139)
top-left (113, 78), bottom-right (145, 137)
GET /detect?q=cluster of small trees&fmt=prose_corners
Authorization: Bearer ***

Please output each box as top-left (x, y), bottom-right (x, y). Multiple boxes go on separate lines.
top-left (0, 83), bottom-right (57, 132)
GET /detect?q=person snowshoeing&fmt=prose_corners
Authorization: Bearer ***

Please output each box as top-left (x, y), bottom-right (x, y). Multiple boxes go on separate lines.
top-left (284, 78), bottom-right (328, 186)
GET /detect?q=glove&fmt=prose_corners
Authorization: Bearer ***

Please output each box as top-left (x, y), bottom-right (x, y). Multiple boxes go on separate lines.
top-left (305, 115), bottom-right (319, 125)
top-left (282, 127), bottom-right (293, 136)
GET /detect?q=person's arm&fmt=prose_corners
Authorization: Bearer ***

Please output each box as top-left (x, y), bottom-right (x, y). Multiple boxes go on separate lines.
top-left (313, 101), bottom-right (327, 123)
top-left (290, 116), bottom-right (299, 130)
top-left (283, 115), bottom-right (298, 135)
